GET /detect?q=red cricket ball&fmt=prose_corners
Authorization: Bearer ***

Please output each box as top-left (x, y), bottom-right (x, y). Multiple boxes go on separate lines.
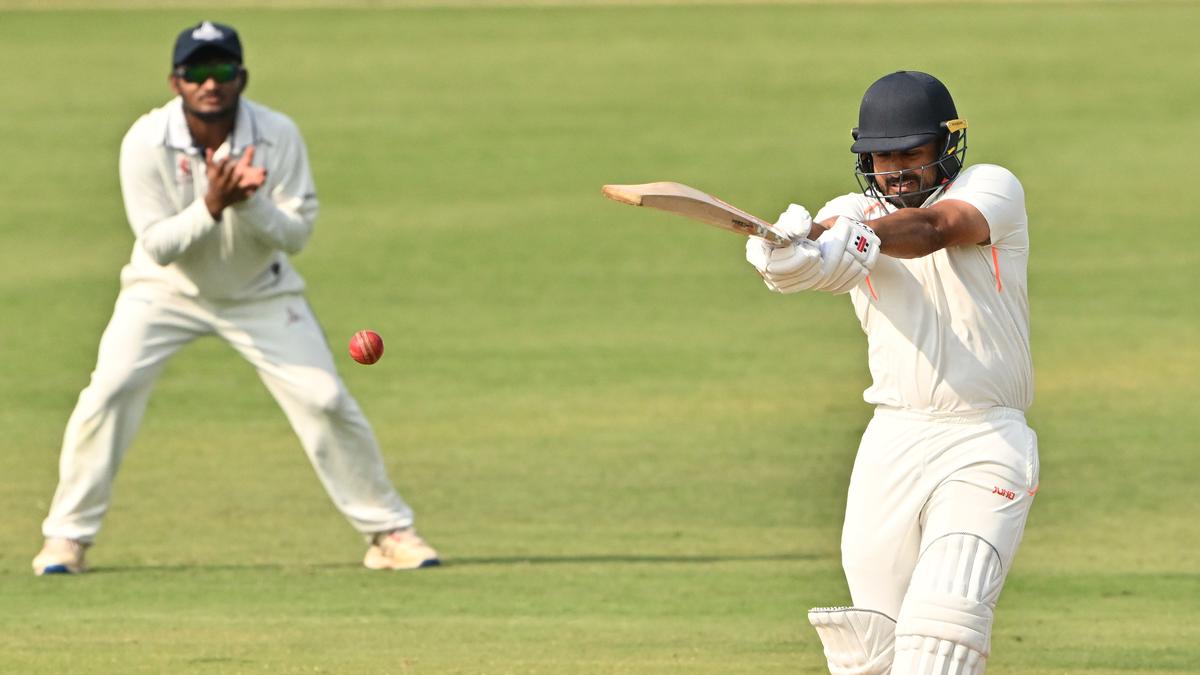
top-left (349, 330), bottom-right (384, 365)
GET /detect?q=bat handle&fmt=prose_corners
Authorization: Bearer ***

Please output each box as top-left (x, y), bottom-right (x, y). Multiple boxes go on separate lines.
top-left (762, 230), bottom-right (793, 248)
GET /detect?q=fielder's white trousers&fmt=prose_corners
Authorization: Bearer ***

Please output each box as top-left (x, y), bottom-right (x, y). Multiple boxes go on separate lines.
top-left (841, 406), bottom-right (1039, 618)
top-left (42, 284), bottom-right (415, 542)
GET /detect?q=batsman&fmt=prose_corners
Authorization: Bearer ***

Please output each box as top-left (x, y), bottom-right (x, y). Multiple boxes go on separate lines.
top-left (746, 71), bottom-right (1038, 673)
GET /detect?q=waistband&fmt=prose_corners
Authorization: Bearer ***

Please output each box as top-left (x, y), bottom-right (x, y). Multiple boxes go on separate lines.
top-left (873, 405), bottom-right (1026, 425)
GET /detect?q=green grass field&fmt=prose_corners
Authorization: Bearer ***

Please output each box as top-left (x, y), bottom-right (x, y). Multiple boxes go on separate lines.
top-left (1, 2), bottom-right (1197, 673)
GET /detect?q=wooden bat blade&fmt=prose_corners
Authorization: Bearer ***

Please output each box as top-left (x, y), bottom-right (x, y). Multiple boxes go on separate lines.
top-left (600, 183), bottom-right (649, 206)
top-left (602, 181), bottom-right (789, 245)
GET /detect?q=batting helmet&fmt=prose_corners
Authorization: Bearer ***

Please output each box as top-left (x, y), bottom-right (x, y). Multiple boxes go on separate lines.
top-left (851, 71), bottom-right (968, 205)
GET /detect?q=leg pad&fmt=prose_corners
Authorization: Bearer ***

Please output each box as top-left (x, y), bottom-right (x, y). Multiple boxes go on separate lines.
top-left (891, 533), bottom-right (1004, 674)
top-left (808, 606), bottom-right (896, 675)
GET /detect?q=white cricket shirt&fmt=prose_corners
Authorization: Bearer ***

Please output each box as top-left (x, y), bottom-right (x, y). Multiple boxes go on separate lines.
top-left (117, 97), bottom-right (318, 300)
top-left (814, 164), bottom-right (1033, 413)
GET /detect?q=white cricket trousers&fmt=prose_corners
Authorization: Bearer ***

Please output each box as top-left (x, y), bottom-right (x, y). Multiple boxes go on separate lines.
top-left (42, 284), bottom-right (415, 542)
top-left (841, 406), bottom-right (1039, 618)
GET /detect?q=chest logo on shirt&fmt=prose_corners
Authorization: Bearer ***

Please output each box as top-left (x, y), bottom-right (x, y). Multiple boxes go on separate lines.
top-left (286, 307), bottom-right (303, 326)
top-left (177, 156), bottom-right (192, 182)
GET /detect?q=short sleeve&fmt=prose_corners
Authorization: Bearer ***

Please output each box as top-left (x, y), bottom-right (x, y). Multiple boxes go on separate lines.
top-left (940, 164), bottom-right (1027, 249)
top-left (814, 193), bottom-right (870, 224)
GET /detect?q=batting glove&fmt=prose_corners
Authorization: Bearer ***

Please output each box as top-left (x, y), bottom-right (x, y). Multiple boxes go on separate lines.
top-left (774, 203), bottom-right (813, 241)
top-left (745, 236), bottom-right (824, 294)
top-left (814, 216), bottom-right (881, 294)
top-left (744, 203), bottom-right (825, 293)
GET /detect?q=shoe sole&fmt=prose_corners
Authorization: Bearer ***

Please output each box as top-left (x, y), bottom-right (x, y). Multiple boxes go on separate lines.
top-left (363, 557), bottom-right (441, 571)
top-left (35, 564), bottom-right (80, 575)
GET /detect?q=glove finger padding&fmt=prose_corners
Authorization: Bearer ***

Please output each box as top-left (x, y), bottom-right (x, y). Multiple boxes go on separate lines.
top-left (767, 243), bottom-right (823, 293)
top-left (745, 237), bottom-right (824, 294)
top-left (815, 251), bottom-right (868, 293)
top-left (746, 238), bottom-right (786, 293)
top-left (775, 272), bottom-right (825, 293)
top-left (765, 242), bottom-right (821, 277)
top-left (746, 237), bottom-right (822, 276)
top-left (758, 275), bottom-right (783, 293)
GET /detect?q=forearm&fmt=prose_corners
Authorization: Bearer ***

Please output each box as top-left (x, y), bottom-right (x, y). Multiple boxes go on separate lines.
top-left (742, 203), bottom-right (944, 257)
top-left (232, 190), bottom-right (317, 254)
top-left (137, 199), bottom-right (219, 265)
top-left (121, 136), bottom-right (221, 265)
top-left (859, 208), bottom-right (946, 259)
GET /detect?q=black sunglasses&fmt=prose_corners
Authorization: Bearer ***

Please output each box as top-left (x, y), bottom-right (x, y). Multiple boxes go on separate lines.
top-left (175, 63), bottom-right (242, 84)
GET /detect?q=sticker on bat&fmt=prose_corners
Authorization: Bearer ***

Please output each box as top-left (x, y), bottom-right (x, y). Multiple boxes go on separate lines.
top-left (731, 219), bottom-right (755, 235)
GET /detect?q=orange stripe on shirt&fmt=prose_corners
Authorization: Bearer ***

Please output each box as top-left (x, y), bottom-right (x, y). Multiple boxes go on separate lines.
top-left (991, 247), bottom-right (1003, 292)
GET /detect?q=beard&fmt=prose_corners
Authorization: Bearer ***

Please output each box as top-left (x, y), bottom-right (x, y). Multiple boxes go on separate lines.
top-left (878, 172), bottom-right (935, 209)
top-left (182, 97), bottom-right (238, 123)
top-left (888, 190), bottom-right (929, 209)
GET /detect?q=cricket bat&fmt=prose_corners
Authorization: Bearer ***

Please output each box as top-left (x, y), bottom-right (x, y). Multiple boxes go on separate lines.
top-left (601, 181), bottom-right (790, 246)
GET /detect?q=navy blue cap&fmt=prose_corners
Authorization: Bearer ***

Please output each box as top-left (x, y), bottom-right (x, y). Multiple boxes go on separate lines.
top-left (850, 71), bottom-right (958, 154)
top-left (173, 21), bottom-right (243, 66)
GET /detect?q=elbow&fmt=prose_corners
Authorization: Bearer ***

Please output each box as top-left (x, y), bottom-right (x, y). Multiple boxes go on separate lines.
top-left (140, 238), bottom-right (177, 266)
top-left (282, 225), bottom-right (314, 254)
top-left (281, 241), bottom-right (307, 255)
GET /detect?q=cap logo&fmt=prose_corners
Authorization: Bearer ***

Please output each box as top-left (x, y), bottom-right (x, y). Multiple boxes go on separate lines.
top-left (192, 21), bottom-right (224, 41)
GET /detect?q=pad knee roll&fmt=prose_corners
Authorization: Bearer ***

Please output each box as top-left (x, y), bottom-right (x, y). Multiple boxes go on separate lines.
top-left (808, 606), bottom-right (896, 675)
top-left (892, 533), bottom-right (1004, 675)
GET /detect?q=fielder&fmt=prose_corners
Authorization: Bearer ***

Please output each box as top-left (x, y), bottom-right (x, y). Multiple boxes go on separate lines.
top-left (744, 71), bottom-right (1037, 673)
top-left (33, 21), bottom-right (439, 574)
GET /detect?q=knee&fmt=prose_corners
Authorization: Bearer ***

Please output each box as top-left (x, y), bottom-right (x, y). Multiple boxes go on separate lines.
top-left (841, 539), bottom-right (915, 618)
top-left (892, 533), bottom-right (1004, 674)
top-left (295, 373), bottom-right (350, 415)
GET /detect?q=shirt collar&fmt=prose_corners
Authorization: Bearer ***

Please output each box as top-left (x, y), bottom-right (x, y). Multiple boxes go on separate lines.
top-left (163, 96), bottom-right (258, 155)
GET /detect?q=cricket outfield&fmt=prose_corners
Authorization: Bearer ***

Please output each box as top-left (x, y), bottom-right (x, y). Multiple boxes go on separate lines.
top-left (0, 2), bottom-right (1196, 672)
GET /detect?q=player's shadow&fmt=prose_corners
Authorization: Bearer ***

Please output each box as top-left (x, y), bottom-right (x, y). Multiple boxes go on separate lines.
top-left (449, 552), bottom-right (819, 567)
top-left (94, 552), bottom-right (818, 573)
top-left (92, 562), bottom-right (359, 573)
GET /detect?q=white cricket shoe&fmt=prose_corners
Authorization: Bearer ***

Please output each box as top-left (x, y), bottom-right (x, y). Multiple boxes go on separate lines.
top-left (32, 538), bottom-right (89, 575)
top-left (363, 528), bottom-right (440, 570)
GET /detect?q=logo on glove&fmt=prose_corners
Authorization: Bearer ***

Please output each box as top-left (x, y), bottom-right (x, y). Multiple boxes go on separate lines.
top-left (854, 235), bottom-right (870, 254)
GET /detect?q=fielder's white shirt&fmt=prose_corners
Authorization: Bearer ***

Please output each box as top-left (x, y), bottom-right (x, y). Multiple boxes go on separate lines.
top-left (118, 97), bottom-right (318, 300)
top-left (814, 164), bottom-right (1033, 413)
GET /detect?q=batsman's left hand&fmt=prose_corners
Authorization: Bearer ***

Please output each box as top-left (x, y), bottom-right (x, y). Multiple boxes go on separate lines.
top-left (814, 216), bottom-right (881, 294)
